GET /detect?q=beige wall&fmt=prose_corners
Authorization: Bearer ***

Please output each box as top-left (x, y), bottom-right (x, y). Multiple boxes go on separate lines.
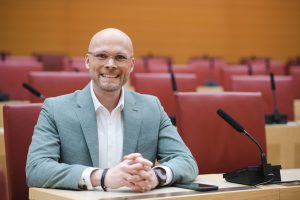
top-left (0, 0), bottom-right (299, 63)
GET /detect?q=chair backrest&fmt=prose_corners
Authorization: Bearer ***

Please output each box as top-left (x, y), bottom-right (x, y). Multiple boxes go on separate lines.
top-left (4, 104), bottom-right (42, 200)
top-left (175, 92), bottom-right (266, 174)
top-left (0, 65), bottom-right (43, 100)
top-left (0, 56), bottom-right (42, 68)
top-left (172, 65), bottom-right (196, 74)
top-left (28, 72), bottom-right (90, 103)
top-left (231, 75), bottom-right (295, 121)
top-left (0, 168), bottom-right (6, 200)
top-left (290, 66), bottom-right (300, 99)
top-left (191, 58), bottom-right (225, 85)
top-left (134, 73), bottom-right (198, 116)
top-left (68, 57), bottom-right (87, 72)
top-left (145, 57), bottom-right (169, 72)
top-left (221, 65), bottom-right (248, 91)
top-left (34, 53), bottom-right (69, 71)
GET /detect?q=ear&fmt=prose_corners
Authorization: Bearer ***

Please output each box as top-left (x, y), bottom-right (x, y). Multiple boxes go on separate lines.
top-left (130, 57), bottom-right (135, 72)
top-left (85, 54), bottom-right (90, 70)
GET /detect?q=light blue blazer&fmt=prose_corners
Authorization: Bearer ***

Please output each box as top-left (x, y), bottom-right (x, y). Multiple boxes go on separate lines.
top-left (26, 83), bottom-right (198, 189)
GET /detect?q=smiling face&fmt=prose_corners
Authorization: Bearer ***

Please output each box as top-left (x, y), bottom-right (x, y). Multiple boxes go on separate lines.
top-left (85, 28), bottom-right (134, 95)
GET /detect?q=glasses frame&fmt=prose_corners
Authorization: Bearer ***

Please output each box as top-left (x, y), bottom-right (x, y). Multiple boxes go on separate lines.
top-left (87, 51), bottom-right (133, 67)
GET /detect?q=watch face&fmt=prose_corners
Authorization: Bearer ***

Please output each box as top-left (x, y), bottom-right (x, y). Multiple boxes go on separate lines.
top-left (154, 167), bottom-right (167, 186)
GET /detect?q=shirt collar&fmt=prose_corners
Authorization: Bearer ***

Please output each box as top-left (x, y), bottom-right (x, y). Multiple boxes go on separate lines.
top-left (90, 81), bottom-right (125, 112)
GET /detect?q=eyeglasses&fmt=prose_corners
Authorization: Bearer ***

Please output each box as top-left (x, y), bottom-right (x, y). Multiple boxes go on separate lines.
top-left (87, 52), bottom-right (133, 66)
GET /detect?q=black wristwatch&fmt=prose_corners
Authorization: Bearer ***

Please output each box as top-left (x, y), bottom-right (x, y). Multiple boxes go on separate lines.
top-left (153, 167), bottom-right (167, 187)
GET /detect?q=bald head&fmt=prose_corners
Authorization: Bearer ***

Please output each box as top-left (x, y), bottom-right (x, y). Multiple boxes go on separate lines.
top-left (88, 28), bottom-right (134, 56)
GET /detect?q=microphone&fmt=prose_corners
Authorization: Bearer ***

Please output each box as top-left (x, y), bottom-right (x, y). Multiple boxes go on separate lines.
top-left (217, 109), bottom-right (244, 133)
top-left (167, 58), bottom-right (177, 126)
top-left (167, 58), bottom-right (177, 92)
top-left (22, 83), bottom-right (45, 99)
top-left (264, 73), bottom-right (287, 124)
top-left (217, 109), bottom-right (281, 186)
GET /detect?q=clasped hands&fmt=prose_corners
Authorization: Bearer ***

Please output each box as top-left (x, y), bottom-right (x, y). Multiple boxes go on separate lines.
top-left (92, 153), bottom-right (159, 192)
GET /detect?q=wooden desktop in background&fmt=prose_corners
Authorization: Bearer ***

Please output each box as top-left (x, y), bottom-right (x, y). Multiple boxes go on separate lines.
top-left (266, 123), bottom-right (300, 169)
top-left (295, 100), bottom-right (300, 121)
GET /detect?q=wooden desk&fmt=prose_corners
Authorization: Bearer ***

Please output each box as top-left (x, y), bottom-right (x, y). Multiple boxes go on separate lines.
top-left (196, 86), bottom-right (223, 93)
top-left (29, 169), bottom-right (300, 200)
top-left (266, 123), bottom-right (300, 169)
top-left (295, 100), bottom-right (300, 121)
top-left (0, 128), bottom-right (5, 172)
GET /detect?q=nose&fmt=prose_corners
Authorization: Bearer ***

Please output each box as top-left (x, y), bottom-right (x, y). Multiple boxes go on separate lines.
top-left (104, 57), bottom-right (117, 68)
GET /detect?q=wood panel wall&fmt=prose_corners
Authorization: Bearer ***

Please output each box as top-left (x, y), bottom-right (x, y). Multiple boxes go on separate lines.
top-left (0, 0), bottom-right (299, 63)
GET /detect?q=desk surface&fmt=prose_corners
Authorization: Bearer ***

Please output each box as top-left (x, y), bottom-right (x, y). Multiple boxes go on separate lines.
top-left (29, 169), bottom-right (300, 200)
top-left (266, 122), bottom-right (300, 169)
top-left (295, 99), bottom-right (300, 121)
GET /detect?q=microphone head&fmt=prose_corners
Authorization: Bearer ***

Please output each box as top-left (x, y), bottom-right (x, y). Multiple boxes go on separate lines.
top-left (217, 109), bottom-right (245, 133)
top-left (22, 82), bottom-right (42, 98)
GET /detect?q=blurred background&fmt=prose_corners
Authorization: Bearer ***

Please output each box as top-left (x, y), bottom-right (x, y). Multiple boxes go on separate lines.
top-left (1, 0), bottom-right (299, 63)
top-left (1, 1), bottom-right (300, 200)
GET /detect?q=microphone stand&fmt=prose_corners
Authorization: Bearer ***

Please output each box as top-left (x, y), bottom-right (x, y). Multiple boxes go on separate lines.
top-left (217, 109), bottom-right (282, 186)
top-left (264, 73), bottom-right (287, 124)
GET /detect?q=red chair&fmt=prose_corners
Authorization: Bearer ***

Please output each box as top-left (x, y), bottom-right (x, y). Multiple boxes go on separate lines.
top-left (250, 62), bottom-right (268, 75)
top-left (221, 65), bottom-right (249, 91)
top-left (134, 73), bottom-right (198, 117)
top-left (290, 66), bottom-right (300, 99)
top-left (28, 72), bottom-right (90, 103)
top-left (129, 58), bottom-right (148, 86)
top-left (245, 59), bottom-right (286, 75)
top-left (0, 168), bottom-right (7, 200)
top-left (231, 75), bottom-right (295, 121)
top-left (145, 57), bottom-right (169, 72)
top-left (269, 60), bottom-right (286, 75)
top-left (191, 59), bottom-right (225, 86)
top-left (34, 54), bottom-right (69, 71)
top-left (0, 65), bottom-right (43, 100)
top-left (172, 65), bottom-right (196, 74)
top-left (4, 104), bottom-right (42, 200)
top-left (68, 57), bottom-right (87, 72)
top-left (0, 56), bottom-right (42, 68)
top-left (175, 92), bottom-right (266, 174)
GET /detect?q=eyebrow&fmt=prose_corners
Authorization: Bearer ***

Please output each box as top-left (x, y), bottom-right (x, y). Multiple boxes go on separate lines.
top-left (92, 51), bottom-right (129, 55)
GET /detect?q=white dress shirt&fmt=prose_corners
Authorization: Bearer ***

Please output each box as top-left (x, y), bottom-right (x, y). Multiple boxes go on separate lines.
top-left (80, 81), bottom-right (172, 189)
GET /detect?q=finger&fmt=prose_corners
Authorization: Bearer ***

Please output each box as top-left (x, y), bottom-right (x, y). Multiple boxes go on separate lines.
top-left (134, 157), bottom-right (153, 168)
top-left (131, 185), bottom-right (146, 193)
top-left (133, 180), bottom-right (152, 191)
top-left (135, 170), bottom-right (152, 180)
top-left (122, 179), bottom-right (136, 188)
top-left (127, 162), bottom-right (147, 172)
top-left (126, 174), bottom-right (143, 183)
top-left (123, 153), bottom-right (142, 160)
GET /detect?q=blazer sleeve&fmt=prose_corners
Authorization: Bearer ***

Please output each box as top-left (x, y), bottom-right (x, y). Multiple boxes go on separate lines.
top-left (154, 97), bottom-right (199, 184)
top-left (26, 99), bottom-right (87, 189)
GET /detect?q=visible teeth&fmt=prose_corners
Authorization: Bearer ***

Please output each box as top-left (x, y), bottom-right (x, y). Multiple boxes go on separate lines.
top-left (102, 74), bottom-right (118, 78)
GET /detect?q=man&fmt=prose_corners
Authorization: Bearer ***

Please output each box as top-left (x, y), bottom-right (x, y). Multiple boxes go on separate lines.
top-left (26, 28), bottom-right (198, 192)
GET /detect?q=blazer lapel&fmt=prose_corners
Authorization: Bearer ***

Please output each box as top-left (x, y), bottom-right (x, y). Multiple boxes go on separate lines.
top-left (122, 90), bottom-right (142, 157)
top-left (75, 83), bottom-right (99, 167)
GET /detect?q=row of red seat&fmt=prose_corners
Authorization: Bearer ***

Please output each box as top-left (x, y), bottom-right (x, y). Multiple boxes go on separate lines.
top-left (0, 68), bottom-right (299, 121)
top-left (1, 60), bottom-right (298, 100)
